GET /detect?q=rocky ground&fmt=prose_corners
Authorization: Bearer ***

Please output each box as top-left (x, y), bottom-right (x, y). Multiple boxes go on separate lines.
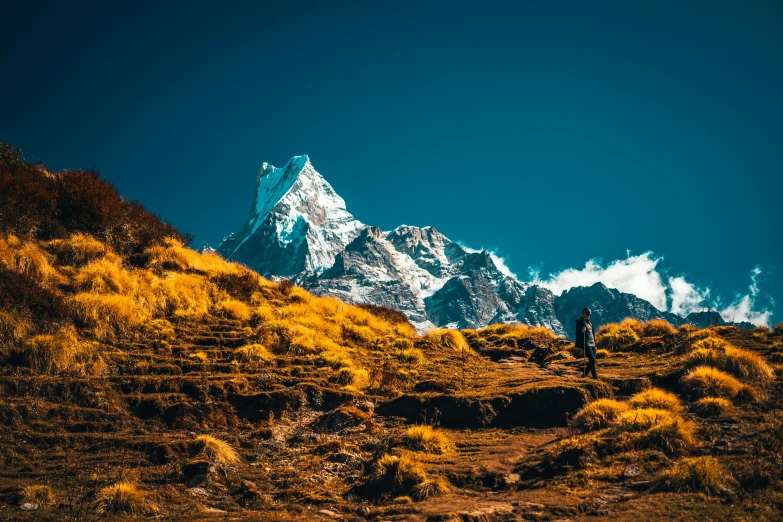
top-left (1, 313), bottom-right (781, 521)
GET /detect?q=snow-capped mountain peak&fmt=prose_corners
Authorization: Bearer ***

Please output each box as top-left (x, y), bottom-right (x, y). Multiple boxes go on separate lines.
top-left (217, 155), bottom-right (364, 276)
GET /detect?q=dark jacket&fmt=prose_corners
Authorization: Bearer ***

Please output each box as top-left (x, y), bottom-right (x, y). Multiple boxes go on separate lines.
top-left (575, 317), bottom-right (597, 357)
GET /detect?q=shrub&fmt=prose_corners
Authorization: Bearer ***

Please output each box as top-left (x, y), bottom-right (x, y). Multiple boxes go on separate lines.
top-left (21, 484), bottom-right (54, 507)
top-left (629, 388), bottom-right (683, 412)
top-left (658, 456), bottom-right (734, 496)
top-left (693, 397), bottom-right (733, 418)
top-left (596, 323), bottom-right (639, 351)
top-left (642, 319), bottom-right (677, 337)
top-left (211, 271), bottom-right (260, 302)
top-left (0, 236), bottom-right (63, 285)
top-left (95, 482), bottom-right (157, 516)
top-left (613, 408), bottom-right (694, 454)
top-left (682, 366), bottom-right (743, 398)
top-left (400, 348), bottom-right (425, 365)
top-left (193, 435), bottom-right (240, 467)
top-left (218, 298), bottom-right (251, 321)
top-left (736, 384), bottom-right (761, 404)
top-left (404, 426), bottom-right (453, 454)
top-left (234, 343), bottom-right (274, 363)
top-left (22, 327), bottom-right (82, 374)
top-left (572, 399), bottom-right (630, 431)
top-left (478, 323), bottom-right (557, 343)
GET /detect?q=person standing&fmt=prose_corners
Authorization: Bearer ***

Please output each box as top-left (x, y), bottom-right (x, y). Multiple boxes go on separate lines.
top-left (575, 307), bottom-right (598, 379)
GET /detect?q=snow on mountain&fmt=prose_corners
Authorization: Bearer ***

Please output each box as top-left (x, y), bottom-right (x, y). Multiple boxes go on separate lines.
top-left (218, 155), bottom-right (754, 337)
top-left (217, 155), bottom-right (364, 276)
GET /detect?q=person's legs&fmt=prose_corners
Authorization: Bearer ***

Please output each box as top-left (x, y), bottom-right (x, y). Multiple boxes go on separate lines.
top-left (583, 354), bottom-right (597, 378)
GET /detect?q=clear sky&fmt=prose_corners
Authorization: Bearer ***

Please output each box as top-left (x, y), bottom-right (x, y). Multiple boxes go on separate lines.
top-left (1, 1), bottom-right (780, 324)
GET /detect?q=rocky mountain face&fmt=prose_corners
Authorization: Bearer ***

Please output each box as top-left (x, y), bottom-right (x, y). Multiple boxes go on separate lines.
top-left (217, 155), bottom-right (751, 338)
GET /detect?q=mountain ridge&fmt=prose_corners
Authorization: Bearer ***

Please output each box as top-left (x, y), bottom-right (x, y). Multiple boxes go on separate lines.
top-left (217, 155), bottom-right (753, 338)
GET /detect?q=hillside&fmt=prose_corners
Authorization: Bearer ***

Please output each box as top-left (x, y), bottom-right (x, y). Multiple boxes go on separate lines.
top-left (0, 144), bottom-right (782, 521)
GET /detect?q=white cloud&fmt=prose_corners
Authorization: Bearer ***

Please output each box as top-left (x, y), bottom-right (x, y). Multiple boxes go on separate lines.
top-left (528, 253), bottom-right (773, 326)
top-left (719, 267), bottom-right (773, 327)
top-left (529, 252), bottom-right (668, 311)
top-left (668, 276), bottom-right (710, 316)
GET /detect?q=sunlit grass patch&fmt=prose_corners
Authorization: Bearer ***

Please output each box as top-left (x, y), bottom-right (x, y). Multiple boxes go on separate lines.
top-left (543, 434), bottom-right (598, 471)
top-left (658, 456), bottom-right (734, 496)
top-left (0, 309), bottom-right (32, 344)
top-left (613, 408), bottom-right (694, 454)
top-left (682, 366), bottom-right (743, 398)
top-left (404, 425), bottom-right (453, 454)
top-left (218, 298), bottom-right (251, 321)
top-left (188, 351), bottom-right (208, 363)
top-left (146, 237), bottom-right (241, 275)
top-left (572, 398), bottom-right (630, 431)
top-left (426, 329), bottom-right (475, 355)
top-left (629, 387), bottom-right (683, 412)
top-left (72, 292), bottom-right (149, 339)
top-left (22, 326), bottom-right (86, 374)
top-left (642, 319), bottom-right (677, 337)
top-left (693, 397), bottom-right (734, 418)
top-left (46, 233), bottom-right (109, 265)
top-left (400, 348), bottom-right (425, 365)
top-left (0, 235), bottom-right (64, 285)
top-left (234, 343), bottom-right (274, 363)
top-left (685, 336), bottom-right (773, 382)
top-left (596, 323), bottom-right (639, 351)
top-left (411, 477), bottom-right (451, 500)
top-left (193, 434), bottom-right (240, 466)
top-left (21, 484), bottom-right (54, 508)
top-left (336, 366), bottom-right (370, 389)
top-left (95, 482), bottom-right (157, 516)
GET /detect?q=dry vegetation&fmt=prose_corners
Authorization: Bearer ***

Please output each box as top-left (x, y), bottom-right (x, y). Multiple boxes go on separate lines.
top-left (1, 143), bottom-right (781, 521)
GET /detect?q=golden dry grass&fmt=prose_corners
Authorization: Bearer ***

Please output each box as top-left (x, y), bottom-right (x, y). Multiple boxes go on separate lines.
top-left (613, 408), bottom-right (694, 454)
top-left (658, 456), bottom-right (734, 496)
top-left (22, 327), bottom-right (83, 374)
top-left (336, 366), bottom-right (370, 389)
top-left (629, 387), bottom-right (683, 412)
top-left (0, 310), bottom-right (32, 344)
top-left (620, 318), bottom-right (644, 334)
top-left (372, 454), bottom-right (427, 487)
top-left (0, 235), bottom-right (64, 285)
top-left (477, 323), bottom-right (558, 343)
top-left (411, 477), bottom-right (451, 500)
top-left (693, 397), bottom-right (734, 418)
top-left (426, 329), bottom-right (475, 355)
top-left (146, 237), bottom-right (242, 275)
top-left (400, 348), bottom-right (425, 365)
top-left (543, 434), bottom-right (598, 470)
top-left (596, 323), bottom-right (639, 351)
top-left (686, 336), bottom-right (774, 382)
top-left (642, 319), bottom-right (677, 337)
top-left (218, 298), bottom-right (251, 321)
top-left (572, 398), bottom-right (630, 431)
top-left (194, 434), bottom-right (240, 466)
top-left (682, 366), bottom-right (744, 398)
top-left (404, 425), bottom-right (453, 454)
top-left (21, 484), bottom-right (54, 507)
top-left (188, 351), bottom-right (208, 363)
top-left (46, 233), bottom-right (109, 265)
top-left (234, 343), bottom-right (274, 363)
top-left (72, 292), bottom-right (150, 339)
top-left (95, 482), bottom-right (157, 516)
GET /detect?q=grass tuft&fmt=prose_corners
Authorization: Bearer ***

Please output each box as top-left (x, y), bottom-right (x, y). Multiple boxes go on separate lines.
top-left (596, 323), bottom-right (639, 351)
top-left (658, 456), bottom-right (734, 496)
top-left (572, 399), bottom-right (630, 431)
top-left (613, 408), bottom-right (694, 454)
top-left (682, 366), bottom-right (743, 398)
top-left (234, 343), bottom-right (274, 363)
top-left (642, 319), bottom-right (677, 337)
top-left (693, 397), bottom-right (734, 418)
top-left (95, 482), bottom-right (157, 516)
top-left (404, 425), bottom-right (453, 454)
top-left (193, 434), bottom-right (240, 467)
top-left (21, 484), bottom-right (54, 507)
top-left (629, 387), bottom-right (683, 412)
top-left (411, 477), bottom-right (451, 500)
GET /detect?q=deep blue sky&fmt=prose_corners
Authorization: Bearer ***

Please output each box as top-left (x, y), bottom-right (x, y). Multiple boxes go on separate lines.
top-left (1, 1), bottom-right (781, 323)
